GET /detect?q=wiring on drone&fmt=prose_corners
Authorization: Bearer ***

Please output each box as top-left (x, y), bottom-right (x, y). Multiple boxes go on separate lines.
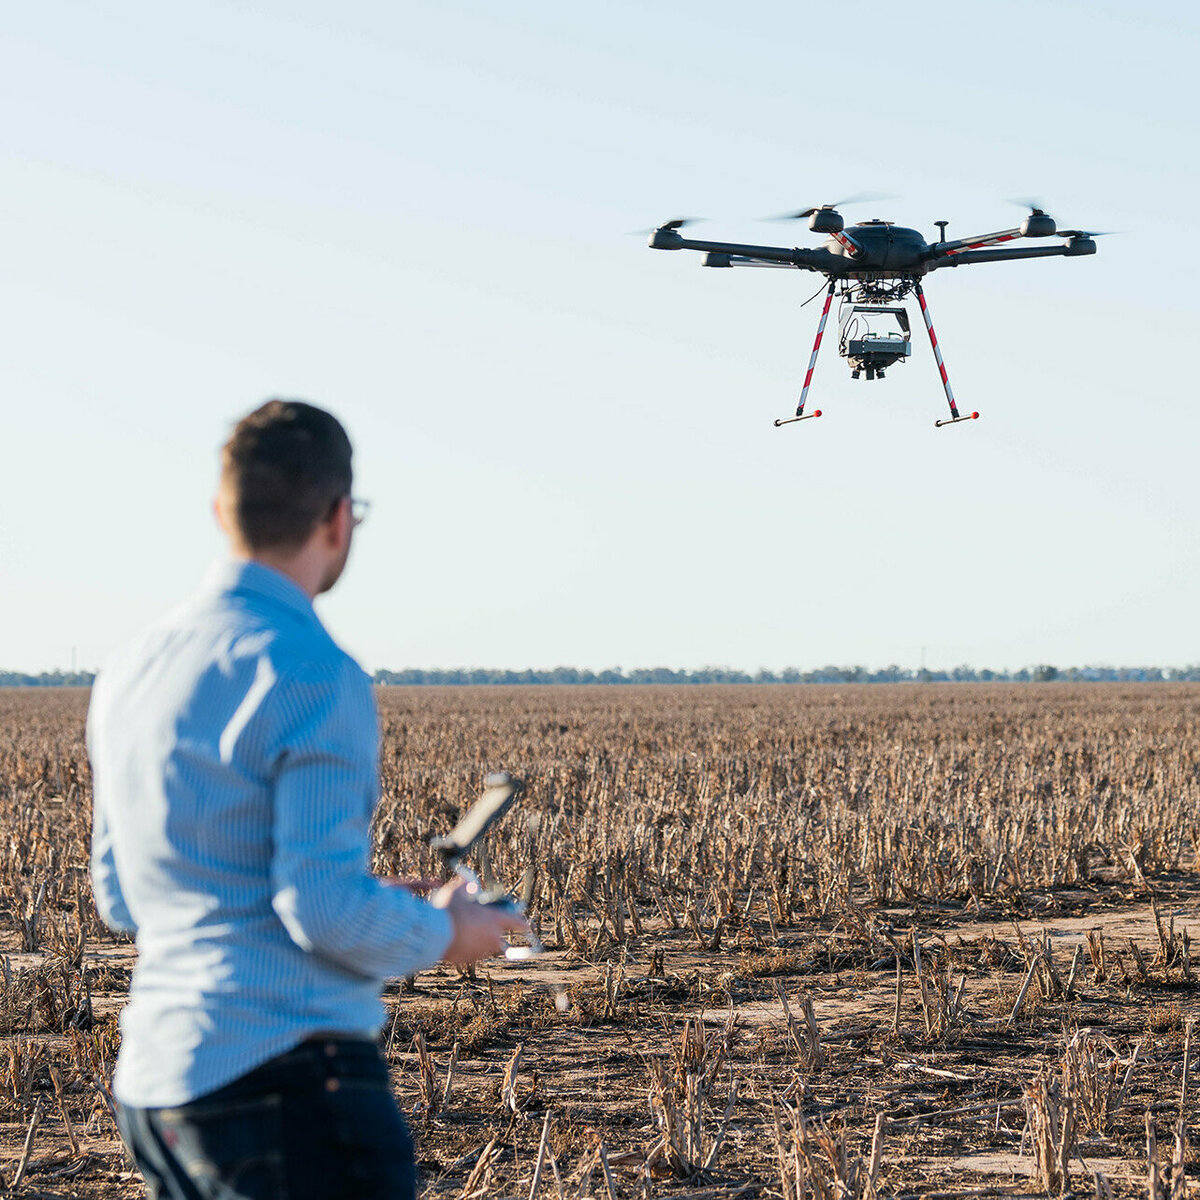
top-left (798, 278), bottom-right (833, 308)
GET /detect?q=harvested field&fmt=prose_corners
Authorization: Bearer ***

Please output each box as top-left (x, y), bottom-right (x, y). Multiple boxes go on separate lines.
top-left (2, 682), bottom-right (1199, 1199)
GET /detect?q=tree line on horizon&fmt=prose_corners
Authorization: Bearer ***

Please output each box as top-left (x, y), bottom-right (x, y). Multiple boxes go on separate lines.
top-left (5, 664), bottom-right (1199, 688)
top-left (375, 663), bottom-right (1197, 685)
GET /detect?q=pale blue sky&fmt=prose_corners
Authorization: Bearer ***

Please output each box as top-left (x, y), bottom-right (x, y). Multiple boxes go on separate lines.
top-left (2, 1), bottom-right (1197, 674)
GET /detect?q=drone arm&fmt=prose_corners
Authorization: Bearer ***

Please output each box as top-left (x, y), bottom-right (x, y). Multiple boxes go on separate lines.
top-left (705, 255), bottom-right (799, 269)
top-left (927, 241), bottom-right (1095, 269)
top-left (926, 227), bottom-right (1025, 257)
top-left (649, 228), bottom-right (826, 270)
top-left (700, 253), bottom-right (796, 269)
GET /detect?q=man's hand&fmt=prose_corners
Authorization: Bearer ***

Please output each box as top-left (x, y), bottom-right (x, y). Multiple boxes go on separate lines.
top-left (430, 877), bottom-right (532, 965)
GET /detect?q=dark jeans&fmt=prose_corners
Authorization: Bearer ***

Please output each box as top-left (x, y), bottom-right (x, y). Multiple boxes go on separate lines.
top-left (116, 1038), bottom-right (416, 1200)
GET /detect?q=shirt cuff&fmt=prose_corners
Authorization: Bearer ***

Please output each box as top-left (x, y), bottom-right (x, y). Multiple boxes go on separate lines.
top-left (424, 902), bottom-right (456, 964)
top-left (407, 898), bottom-right (455, 973)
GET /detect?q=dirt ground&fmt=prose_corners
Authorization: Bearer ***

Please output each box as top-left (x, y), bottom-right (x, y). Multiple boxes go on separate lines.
top-left (3, 682), bottom-right (1199, 1198)
top-left (3, 875), bottom-right (1198, 1198)
top-left (391, 873), bottom-right (1200, 1200)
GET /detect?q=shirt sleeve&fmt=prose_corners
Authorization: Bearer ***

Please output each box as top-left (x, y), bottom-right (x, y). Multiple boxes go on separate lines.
top-left (265, 657), bottom-right (453, 980)
top-left (86, 686), bottom-right (138, 936)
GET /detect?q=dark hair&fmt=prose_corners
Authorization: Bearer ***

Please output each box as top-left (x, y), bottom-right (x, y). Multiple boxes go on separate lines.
top-left (220, 400), bottom-right (353, 551)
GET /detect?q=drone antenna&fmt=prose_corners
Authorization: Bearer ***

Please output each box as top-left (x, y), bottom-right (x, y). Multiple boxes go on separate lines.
top-left (934, 220), bottom-right (949, 244)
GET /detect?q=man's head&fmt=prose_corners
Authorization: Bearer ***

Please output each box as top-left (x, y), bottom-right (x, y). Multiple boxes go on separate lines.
top-left (216, 400), bottom-right (357, 596)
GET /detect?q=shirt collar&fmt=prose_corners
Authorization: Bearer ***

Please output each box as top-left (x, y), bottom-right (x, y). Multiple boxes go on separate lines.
top-left (203, 558), bottom-right (318, 622)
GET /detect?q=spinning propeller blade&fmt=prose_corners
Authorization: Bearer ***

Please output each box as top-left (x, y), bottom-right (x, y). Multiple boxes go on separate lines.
top-left (1006, 201), bottom-right (1113, 239)
top-left (765, 191), bottom-right (896, 221)
top-left (1006, 200), bottom-right (1114, 239)
top-left (626, 217), bottom-right (703, 237)
top-left (1007, 196), bottom-right (1050, 214)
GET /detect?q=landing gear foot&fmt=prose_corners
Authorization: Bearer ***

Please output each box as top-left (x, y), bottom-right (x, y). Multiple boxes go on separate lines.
top-left (774, 410), bottom-right (823, 427)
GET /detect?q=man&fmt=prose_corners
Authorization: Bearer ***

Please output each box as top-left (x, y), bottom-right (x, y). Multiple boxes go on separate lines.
top-left (88, 399), bottom-right (526, 1199)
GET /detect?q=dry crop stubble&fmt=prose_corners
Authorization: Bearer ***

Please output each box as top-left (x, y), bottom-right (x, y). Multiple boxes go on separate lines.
top-left (2, 684), bottom-right (1200, 1197)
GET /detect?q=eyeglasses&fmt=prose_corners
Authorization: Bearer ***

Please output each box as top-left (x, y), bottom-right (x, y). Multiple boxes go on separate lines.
top-left (325, 495), bottom-right (371, 527)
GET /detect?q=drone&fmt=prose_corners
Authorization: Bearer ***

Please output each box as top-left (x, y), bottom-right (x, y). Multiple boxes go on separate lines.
top-left (645, 197), bottom-right (1102, 428)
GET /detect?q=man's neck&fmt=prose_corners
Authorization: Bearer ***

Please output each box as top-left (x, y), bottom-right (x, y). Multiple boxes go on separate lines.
top-left (232, 549), bottom-right (322, 600)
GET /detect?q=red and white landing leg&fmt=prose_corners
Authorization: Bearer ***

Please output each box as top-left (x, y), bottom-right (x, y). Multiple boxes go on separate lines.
top-left (774, 280), bottom-right (835, 427)
top-left (914, 281), bottom-right (979, 427)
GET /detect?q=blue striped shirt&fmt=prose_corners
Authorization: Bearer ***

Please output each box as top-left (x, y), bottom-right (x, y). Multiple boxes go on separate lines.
top-left (88, 559), bottom-right (452, 1108)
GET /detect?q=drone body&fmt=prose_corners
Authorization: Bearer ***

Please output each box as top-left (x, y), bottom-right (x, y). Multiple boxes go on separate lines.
top-left (646, 201), bottom-right (1100, 427)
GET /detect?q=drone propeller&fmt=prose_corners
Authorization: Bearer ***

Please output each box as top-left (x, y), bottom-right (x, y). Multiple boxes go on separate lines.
top-left (626, 216), bottom-right (703, 237)
top-left (1006, 199), bottom-right (1113, 230)
top-left (1004, 199), bottom-right (1110, 240)
top-left (1008, 196), bottom-right (1050, 214)
top-left (765, 191), bottom-right (897, 221)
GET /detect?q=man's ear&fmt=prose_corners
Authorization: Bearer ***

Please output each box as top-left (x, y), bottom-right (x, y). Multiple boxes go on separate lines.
top-left (326, 496), bottom-right (351, 546)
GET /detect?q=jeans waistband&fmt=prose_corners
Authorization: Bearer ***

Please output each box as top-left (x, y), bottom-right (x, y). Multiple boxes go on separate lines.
top-left (301, 1032), bottom-right (377, 1045)
top-left (200, 1037), bottom-right (387, 1103)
